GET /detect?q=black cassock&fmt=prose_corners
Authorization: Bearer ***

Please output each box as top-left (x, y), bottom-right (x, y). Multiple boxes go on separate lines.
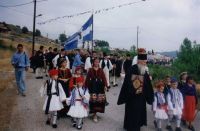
top-left (117, 64), bottom-right (154, 131)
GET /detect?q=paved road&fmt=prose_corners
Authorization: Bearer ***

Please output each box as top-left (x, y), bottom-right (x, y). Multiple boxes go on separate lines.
top-left (9, 73), bottom-right (200, 131)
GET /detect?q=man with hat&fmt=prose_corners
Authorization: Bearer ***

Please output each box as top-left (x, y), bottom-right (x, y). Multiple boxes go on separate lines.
top-left (99, 52), bottom-right (113, 90)
top-left (117, 48), bottom-right (154, 131)
top-left (123, 54), bottom-right (132, 75)
top-left (52, 48), bottom-right (70, 69)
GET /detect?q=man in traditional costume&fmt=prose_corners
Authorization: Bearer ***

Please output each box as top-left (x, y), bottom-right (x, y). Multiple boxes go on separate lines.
top-left (35, 46), bottom-right (45, 79)
top-left (84, 51), bottom-right (97, 72)
top-left (52, 48), bottom-right (70, 69)
top-left (117, 48), bottom-right (154, 131)
top-left (99, 53), bottom-right (113, 90)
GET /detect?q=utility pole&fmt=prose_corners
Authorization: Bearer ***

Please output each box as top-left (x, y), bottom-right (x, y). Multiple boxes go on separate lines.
top-left (136, 26), bottom-right (139, 50)
top-left (32, 0), bottom-right (37, 56)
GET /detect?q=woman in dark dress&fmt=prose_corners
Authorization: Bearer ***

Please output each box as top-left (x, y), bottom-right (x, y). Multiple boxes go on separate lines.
top-left (58, 59), bottom-right (72, 117)
top-left (85, 58), bottom-right (107, 122)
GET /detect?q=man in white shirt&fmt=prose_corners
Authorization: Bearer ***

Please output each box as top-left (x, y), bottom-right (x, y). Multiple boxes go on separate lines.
top-left (52, 48), bottom-right (70, 69)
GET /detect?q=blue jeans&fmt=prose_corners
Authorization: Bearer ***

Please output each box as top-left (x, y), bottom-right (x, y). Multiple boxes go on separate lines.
top-left (15, 68), bottom-right (26, 93)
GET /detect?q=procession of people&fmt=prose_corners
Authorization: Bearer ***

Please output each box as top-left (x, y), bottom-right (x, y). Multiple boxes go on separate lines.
top-left (11, 44), bottom-right (199, 131)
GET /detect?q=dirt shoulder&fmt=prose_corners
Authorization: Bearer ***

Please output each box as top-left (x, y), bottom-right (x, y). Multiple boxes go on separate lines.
top-left (0, 80), bottom-right (17, 130)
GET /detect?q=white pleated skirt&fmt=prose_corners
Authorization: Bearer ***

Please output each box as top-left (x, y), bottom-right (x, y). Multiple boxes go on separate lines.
top-left (155, 109), bottom-right (168, 120)
top-left (67, 102), bottom-right (88, 118)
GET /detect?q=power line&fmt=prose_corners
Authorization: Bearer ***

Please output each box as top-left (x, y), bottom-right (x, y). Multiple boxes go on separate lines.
top-left (0, 1), bottom-right (33, 7)
top-left (0, 0), bottom-right (47, 8)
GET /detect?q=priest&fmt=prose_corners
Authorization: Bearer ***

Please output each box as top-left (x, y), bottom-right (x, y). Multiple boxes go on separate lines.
top-left (117, 48), bottom-right (154, 131)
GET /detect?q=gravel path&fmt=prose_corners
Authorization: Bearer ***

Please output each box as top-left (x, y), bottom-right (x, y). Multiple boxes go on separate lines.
top-left (8, 73), bottom-right (200, 131)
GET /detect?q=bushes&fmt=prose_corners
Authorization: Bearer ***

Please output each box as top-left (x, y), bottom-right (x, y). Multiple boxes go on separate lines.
top-left (149, 64), bottom-right (177, 81)
top-left (149, 38), bottom-right (200, 83)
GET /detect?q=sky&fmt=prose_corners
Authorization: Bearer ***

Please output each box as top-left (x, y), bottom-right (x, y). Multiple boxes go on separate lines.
top-left (0, 0), bottom-right (199, 52)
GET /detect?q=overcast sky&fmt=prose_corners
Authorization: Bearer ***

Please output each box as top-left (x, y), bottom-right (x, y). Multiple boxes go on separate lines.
top-left (0, 0), bottom-right (199, 51)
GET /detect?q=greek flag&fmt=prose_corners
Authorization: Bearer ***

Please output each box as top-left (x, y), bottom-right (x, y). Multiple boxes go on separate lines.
top-left (64, 15), bottom-right (93, 50)
top-left (82, 15), bottom-right (93, 42)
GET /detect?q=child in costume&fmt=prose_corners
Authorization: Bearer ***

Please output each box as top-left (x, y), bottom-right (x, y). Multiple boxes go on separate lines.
top-left (69, 66), bottom-right (84, 92)
top-left (166, 77), bottom-right (183, 131)
top-left (153, 80), bottom-right (168, 131)
top-left (40, 69), bottom-right (66, 128)
top-left (67, 77), bottom-right (90, 130)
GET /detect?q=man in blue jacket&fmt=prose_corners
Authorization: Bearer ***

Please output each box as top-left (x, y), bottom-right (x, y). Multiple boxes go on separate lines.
top-left (11, 44), bottom-right (30, 96)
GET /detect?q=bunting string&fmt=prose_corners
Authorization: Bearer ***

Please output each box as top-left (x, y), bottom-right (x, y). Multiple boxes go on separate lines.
top-left (37, 0), bottom-right (147, 25)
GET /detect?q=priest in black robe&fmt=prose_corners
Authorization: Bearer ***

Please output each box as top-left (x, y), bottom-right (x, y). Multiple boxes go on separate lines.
top-left (117, 48), bottom-right (154, 131)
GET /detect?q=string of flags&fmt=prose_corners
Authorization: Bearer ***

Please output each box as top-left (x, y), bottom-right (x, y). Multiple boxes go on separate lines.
top-left (37, 0), bottom-right (147, 25)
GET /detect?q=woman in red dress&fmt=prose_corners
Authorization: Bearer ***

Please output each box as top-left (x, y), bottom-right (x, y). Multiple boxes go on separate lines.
top-left (182, 76), bottom-right (198, 131)
top-left (85, 58), bottom-right (107, 122)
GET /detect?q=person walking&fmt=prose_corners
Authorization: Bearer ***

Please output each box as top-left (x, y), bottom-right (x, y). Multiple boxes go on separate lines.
top-left (11, 44), bottom-right (30, 96)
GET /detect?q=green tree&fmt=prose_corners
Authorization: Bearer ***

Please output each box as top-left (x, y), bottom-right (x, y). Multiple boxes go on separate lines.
top-left (35, 29), bottom-right (41, 36)
top-left (95, 40), bottom-right (109, 47)
top-left (59, 33), bottom-right (67, 43)
top-left (22, 26), bottom-right (29, 34)
top-left (55, 39), bottom-right (59, 44)
top-left (172, 38), bottom-right (200, 81)
top-left (130, 45), bottom-right (136, 51)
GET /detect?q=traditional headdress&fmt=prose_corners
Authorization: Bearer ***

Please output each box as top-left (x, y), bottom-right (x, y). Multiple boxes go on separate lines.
top-left (49, 69), bottom-right (58, 76)
top-left (76, 77), bottom-right (84, 83)
top-left (138, 48), bottom-right (147, 60)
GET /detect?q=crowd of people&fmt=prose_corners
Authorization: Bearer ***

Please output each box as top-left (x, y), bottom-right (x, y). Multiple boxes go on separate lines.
top-left (11, 44), bottom-right (199, 131)
top-left (152, 73), bottom-right (198, 131)
top-left (30, 45), bottom-right (132, 129)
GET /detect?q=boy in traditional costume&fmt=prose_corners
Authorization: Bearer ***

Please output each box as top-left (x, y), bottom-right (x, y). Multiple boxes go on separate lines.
top-left (40, 69), bottom-right (66, 128)
top-left (166, 77), bottom-right (183, 131)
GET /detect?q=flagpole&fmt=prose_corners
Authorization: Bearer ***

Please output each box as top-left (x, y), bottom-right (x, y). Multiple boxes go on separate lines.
top-left (92, 14), bottom-right (94, 51)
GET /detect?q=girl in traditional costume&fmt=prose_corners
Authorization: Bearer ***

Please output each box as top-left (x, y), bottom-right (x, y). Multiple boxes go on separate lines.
top-left (67, 77), bottom-right (90, 130)
top-left (153, 81), bottom-right (168, 131)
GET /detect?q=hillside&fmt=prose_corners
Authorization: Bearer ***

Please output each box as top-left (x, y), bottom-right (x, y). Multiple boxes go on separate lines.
top-left (158, 51), bottom-right (177, 58)
top-left (0, 22), bottom-right (59, 93)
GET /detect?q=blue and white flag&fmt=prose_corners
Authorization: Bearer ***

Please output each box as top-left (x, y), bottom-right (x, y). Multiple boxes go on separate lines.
top-left (64, 32), bottom-right (81, 50)
top-left (64, 15), bottom-right (93, 50)
top-left (81, 15), bottom-right (93, 42)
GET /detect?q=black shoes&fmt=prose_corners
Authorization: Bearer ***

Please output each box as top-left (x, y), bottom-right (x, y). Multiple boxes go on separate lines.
top-left (52, 124), bottom-right (57, 128)
top-left (181, 119), bottom-right (186, 126)
top-left (188, 125), bottom-right (195, 131)
top-left (46, 120), bottom-right (50, 125)
top-left (36, 76), bottom-right (43, 79)
top-left (72, 121), bottom-right (76, 127)
top-left (166, 125), bottom-right (173, 131)
top-left (175, 127), bottom-right (182, 131)
top-left (153, 120), bottom-right (157, 128)
top-left (21, 92), bottom-right (26, 97)
top-left (113, 84), bottom-right (118, 87)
